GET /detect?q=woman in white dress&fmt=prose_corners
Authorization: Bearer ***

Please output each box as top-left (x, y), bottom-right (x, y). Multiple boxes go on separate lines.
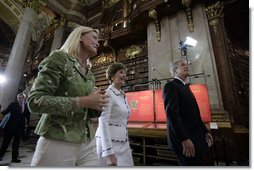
top-left (95, 63), bottom-right (134, 166)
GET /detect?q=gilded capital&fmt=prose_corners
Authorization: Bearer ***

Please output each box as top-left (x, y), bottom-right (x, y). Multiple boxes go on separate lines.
top-left (182, 0), bottom-right (192, 8)
top-left (51, 16), bottom-right (66, 29)
top-left (148, 9), bottom-right (157, 19)
top-left (103, 0), bottom-right (121, 9)
top-left (206, 1), bottom-right (224, 20)
top-left (206, 1), bottom-right (224, 32)
top-left (19, 0), bottom-right (46, 14)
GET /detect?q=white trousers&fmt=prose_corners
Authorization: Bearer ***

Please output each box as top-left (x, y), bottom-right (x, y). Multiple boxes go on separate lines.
top-left (96, 140), bottom-right (134, 166)
top-left (31, 136), bottom-right (99, 166)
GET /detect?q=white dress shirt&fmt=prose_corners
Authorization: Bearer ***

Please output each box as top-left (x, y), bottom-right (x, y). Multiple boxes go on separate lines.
top-left (174, 76), bottom-right (188, 85)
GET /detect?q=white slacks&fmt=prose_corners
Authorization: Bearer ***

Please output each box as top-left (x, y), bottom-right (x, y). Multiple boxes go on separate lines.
top-left (96, 139), bottom-right (134, 166)
top-left (31, 136), bottom-right (99, 166)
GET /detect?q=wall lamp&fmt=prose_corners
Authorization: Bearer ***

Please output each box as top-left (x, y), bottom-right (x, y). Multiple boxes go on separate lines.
top-left (0, 74), bottom-right (6, 85)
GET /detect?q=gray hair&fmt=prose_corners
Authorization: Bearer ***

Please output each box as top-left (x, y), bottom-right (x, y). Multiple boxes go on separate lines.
top-left (17, 93), bottom-right (26, 99)
top-left (169, 59), bottom-right (187, 77)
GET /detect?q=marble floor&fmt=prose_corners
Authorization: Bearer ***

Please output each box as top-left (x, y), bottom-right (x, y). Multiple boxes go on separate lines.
top-left (0, 130), bottom-right (248, 167)
top-left (0, 135), bottom-right (38, 167)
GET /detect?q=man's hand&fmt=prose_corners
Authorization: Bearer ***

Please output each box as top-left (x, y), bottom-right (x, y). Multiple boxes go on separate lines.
top-left (181, 139), bottom-right (195, 157)
top-left (206, 133), bottom-right (213, 147)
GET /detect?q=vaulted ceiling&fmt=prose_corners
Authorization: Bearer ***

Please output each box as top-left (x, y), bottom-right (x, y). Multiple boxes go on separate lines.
top-left (0, 0), bottom-right (249, 49)
top-left (0, 0), bottom-right (102, 48)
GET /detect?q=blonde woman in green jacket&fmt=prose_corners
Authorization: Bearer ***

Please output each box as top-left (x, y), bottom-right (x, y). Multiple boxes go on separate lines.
top-left (28, 26), bottom-right (109, 166)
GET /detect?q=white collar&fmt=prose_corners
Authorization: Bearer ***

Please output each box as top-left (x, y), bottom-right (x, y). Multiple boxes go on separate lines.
top-left (109, 84), bottom-right (125, 95)
top-left (174, 76), bottom-right (188, 85)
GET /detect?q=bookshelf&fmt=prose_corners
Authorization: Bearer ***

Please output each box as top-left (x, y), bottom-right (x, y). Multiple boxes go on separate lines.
top-left (91, 49), bottom-right (148, 92)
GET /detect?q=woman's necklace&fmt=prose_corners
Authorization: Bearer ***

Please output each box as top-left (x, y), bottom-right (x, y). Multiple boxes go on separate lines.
top-left (78, 60), bottom-right (88, 74)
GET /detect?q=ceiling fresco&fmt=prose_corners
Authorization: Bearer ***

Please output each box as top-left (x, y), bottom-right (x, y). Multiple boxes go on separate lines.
top-left (0, 0), bottom-right (249, 49)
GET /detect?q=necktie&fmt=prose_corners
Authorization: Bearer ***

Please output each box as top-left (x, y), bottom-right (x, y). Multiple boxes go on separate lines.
top-left (185, 83), bottom-right (190, 90)
top-left (185, 84), bottom-right (195, 99)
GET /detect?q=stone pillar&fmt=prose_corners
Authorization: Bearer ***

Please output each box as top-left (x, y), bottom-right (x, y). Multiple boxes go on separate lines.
top-left (50, 16), bottom-right (66, 51)
top-left (206, 1), bottom-right (237, 116)
top-left (51, 26), bottom-right (64, 51)
top-left (0, 7), bottom-right (36, 108)
top-left (147, 3), bottom-right (223, 111)
top-left (123, 0), bottom-right (129, 28)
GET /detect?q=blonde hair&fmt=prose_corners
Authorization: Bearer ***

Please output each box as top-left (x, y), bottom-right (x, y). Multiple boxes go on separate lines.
top-left (60, 26), bottom-right (99, 60)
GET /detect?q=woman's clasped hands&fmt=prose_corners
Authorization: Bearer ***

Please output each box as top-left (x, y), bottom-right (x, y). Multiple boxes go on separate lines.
top-left (79, 89), bottom-right (109, 111)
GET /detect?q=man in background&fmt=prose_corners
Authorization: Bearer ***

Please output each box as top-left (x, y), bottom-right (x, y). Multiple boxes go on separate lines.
top-left (0, 93), bottom-right (30, 163)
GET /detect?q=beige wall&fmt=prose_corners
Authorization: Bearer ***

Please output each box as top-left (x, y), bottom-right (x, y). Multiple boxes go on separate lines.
top-left (147, 3), bottom-right (223, 111)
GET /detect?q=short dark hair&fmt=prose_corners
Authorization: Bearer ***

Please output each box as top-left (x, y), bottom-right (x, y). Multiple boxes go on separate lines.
top-left (106, 63), bottom-right (127, 83)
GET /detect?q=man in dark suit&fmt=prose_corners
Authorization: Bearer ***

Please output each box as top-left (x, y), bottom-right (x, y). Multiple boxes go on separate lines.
top-left (163, 59), bottom-right (213, 166)
top-left (0, 93), bottom-right (30, 163)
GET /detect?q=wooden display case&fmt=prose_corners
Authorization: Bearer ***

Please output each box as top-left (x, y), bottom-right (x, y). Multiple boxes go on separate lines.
top-left (128, 122), bottom-right (178, 166)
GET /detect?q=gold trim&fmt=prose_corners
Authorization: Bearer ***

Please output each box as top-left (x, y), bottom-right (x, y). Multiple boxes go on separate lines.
top-left (216, 122), bottom-right (232, 128)
top-left (233, 128), bottom-right (248, 133)
top-left (129, 100), bottom-right (138, 110)
top-left (148, 9), bottom-right (161, 41)
top-left (206, 1), bottom-right (224, 33)
top-left (18, 0), bottom-right (46, 14)
top-left (233, 125), bottom-right (249, 133)
top-left (51, 15), bottom-right (65, 29)
top-left (103, 0), bottom-right (121, 9)
top-left (92, 53), bottom-right (115, 67)
top-left (182, 0), bottom-right (194, 32)
top-left (124, 45), bottom-right (143, 59)
top-left (128, 127), bottom-right (167, 138)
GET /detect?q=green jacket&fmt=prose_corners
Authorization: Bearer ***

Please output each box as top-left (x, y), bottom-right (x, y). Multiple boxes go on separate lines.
top-left (28, 50), bottom-right (100, 143)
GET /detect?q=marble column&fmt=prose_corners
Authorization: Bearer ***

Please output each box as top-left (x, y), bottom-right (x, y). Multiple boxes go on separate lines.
top-left (0, 7), bottom-right (36, 108)
top-left (51, 26), bottom-right (64, 51)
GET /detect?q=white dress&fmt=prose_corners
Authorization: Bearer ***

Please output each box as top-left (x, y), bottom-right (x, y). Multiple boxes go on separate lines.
top-left (95, 85), bottom-right (134, 166)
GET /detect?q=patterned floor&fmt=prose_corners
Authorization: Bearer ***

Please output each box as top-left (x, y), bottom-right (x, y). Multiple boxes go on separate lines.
top-left (0, 131), bottom-right (248, 167)
top-left (0, 135), bottom-right (38, 167)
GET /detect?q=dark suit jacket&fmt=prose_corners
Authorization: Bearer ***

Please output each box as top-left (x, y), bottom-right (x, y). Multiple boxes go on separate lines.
top-left (163, 78), bottom-right (208, 155)
top-left (2, 101), bottom-right (30, 131)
